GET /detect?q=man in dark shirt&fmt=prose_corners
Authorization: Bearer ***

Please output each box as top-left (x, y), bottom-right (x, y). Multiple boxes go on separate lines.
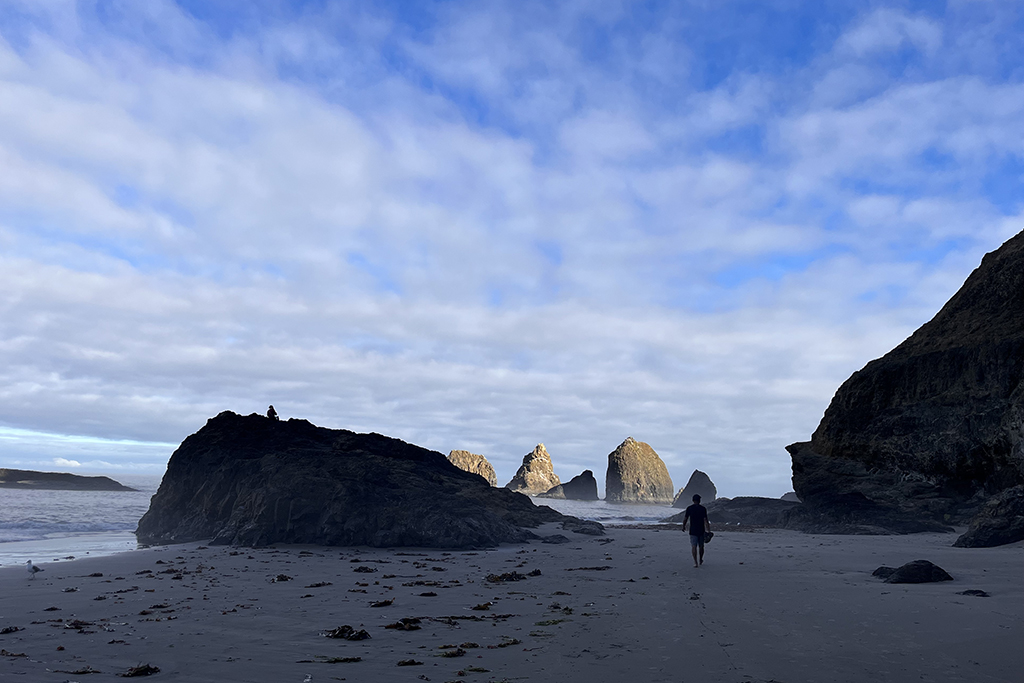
top-left (682, 494), bottom-right (710, 568)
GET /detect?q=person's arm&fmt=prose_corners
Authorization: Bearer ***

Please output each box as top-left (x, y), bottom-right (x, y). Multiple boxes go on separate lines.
top-left (681, 510), bottom-right (690, 532)
top-left (704, 515), bottom-right (711, 533)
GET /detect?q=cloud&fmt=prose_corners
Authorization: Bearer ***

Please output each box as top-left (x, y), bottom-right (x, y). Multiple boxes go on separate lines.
top-left (53, 457), bottom-right (81, 467)
top-left (0, 2), bottom-right (1020, 498)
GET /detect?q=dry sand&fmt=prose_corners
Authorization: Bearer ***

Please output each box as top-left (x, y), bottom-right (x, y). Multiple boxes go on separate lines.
top-left (1, 524), bottom-right (1021, 683)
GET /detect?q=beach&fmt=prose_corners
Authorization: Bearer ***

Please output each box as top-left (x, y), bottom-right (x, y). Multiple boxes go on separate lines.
top-left (1, 524), bottom-right (1020, 683)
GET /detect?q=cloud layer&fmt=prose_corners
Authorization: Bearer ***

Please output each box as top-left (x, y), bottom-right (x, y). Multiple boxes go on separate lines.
top-left (0, 2), bottom-right (1021, 495)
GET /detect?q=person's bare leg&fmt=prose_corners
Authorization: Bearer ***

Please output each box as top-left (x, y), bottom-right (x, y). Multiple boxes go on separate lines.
top-left (691, 544), bottom-right (699, 567)
top-left (699, 544), bottom-right (704, 565)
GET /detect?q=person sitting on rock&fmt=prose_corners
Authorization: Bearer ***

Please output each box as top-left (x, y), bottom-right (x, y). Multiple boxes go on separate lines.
top-left (267, 405), bottom-right (279, 420)
top-left (682, 494), bottom-right (710, 568)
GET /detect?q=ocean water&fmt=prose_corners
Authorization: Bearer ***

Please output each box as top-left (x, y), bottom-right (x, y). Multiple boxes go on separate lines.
top-left (0, 475), bottom-right (677, 568)
top-left (0, 474), bottom-right (160, 568)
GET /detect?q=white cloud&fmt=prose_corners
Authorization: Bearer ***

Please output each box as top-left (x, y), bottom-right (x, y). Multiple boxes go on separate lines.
top-left (0, 3), bottom-right (1020, 499)
top-left (53, 457), bottom-right (81, 467)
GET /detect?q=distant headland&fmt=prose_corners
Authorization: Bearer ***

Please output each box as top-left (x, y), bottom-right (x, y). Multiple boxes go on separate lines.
top-left (0, 468), bottom-right (137, 491)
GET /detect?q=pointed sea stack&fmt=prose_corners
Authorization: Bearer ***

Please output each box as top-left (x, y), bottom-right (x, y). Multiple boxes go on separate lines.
top-left (605, 437), bottom-right (674, 504)
top-left (448, 450), bottom-right (497, 486)
top-left (671, 469), bottom-right (718, 508)
top-left (538, 470), bottom-right (599, 500)
top-left (137, 412), bottom-right (564, 548)
top-left (788, 231), bottom-right (1024, 542)
top-left (505, 444), bottom-right (561, 496)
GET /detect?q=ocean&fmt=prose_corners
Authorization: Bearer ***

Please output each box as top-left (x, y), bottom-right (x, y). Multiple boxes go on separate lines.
top-left (0, 474), bottom-right (161, 568)
top-left (0, 477), bottom-right (677, 568)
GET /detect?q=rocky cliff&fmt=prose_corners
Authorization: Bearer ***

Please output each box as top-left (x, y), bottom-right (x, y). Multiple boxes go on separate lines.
top-left (0, 468), bottom-right (135, 491)
top-left (789, 231), bottom-right (1024, 541)
top-left (136, 412), bottom-right (564, 548)
top-left (447, 450), bottom-right (497, 486)
top-left (671, 469), bottom-right (717, 508)
top-left (538, 469), bottom-right (599, 500)
top-left (505, 444), bottom-right (561, 495)
top-left (605, 437), bottom-right (674, 504)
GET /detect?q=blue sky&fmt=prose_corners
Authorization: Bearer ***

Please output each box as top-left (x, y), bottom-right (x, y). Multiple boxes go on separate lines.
top-left (0, 1), bottom-right (1021, 496)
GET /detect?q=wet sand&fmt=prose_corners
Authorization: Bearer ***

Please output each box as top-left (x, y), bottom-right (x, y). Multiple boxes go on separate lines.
top-left (1, 524), bottom-right (1021, 682)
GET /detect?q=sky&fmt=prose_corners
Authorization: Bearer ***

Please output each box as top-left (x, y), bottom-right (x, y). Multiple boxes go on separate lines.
top-left (0, 1), bottom-right (1021, 498)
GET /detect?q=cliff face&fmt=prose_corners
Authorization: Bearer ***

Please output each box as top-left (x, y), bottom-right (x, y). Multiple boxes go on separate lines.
top-left (0, 468), bottom-right (135, 491)
top-left (505, 444), bottom-right (561, 495)
top-left (790, 231), bottom-right (1024, 537)
top-left (605, 437), bottom-right (674, 504)
top-left (137, 412), bottom-right (563, 548)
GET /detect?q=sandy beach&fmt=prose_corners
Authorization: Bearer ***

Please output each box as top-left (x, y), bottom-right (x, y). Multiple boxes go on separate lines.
top-left (1, 524), bottom-right (1021, 683)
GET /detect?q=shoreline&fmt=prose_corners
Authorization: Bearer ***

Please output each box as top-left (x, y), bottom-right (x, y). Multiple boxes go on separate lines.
top-left (1, 524), bottom-right (1020, 682)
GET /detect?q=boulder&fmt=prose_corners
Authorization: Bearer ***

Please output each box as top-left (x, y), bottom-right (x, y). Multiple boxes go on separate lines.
top-left (0, 468), bottom-right (136, 491)
top-left (671, 469), bottom-right (718, 507)
top-left (136, 412), bottom-right (565, 548)
top-left (873, 560), bottom-right (953, 584)
top-left (538, 470), bottom-right (599, 501)
top-left (505, 444), bottom-right (561, 495)
top-left (780, 492), bottom-right (801, 502)
top-left (788, 231), bottom-right (1024, 537)
top-left (605, 437), bottom-right (674, 504)
top-left (447, 450), bottom-right (497, 487)
top-left (953, 485), bottom-right (1024, 548)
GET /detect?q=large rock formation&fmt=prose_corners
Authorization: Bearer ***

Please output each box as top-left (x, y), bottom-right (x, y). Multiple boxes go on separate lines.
top-left (505, 444), bottom-right (561, 495)
top-left (0, 468), bottom-right (135, 491)
top-left (671, 469), bottom-right (718, 508)
top-left (605, 437), bottom-right (674, 504)
top-left (538, 470), bottom-right (599, 500)
top-left (447, 450), bottom-right (497, 486)
top-left (137, 412), bottom-right (564, 548)
top-left (953, 485), bottom-right (1024, 548)
top-left (788, 231), bottom-right (1024, 541)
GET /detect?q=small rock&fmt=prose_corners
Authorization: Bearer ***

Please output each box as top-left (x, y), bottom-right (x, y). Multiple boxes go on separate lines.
top-left (878, 560), bottom-right (953, 584)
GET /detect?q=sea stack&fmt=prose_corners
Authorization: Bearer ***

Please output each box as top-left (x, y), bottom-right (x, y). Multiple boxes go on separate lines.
top-left (671, 469), bottom-right (718, 508)
top-left (538, 469), bottom-right (599, 500)
top-left (136, 412), bottom-right (564, 548)
top-left (787, 230), bottom-right (1024, 543)
top-left (505, 444), bottom-right (561, 495)
top-left (605, 437), bottom-right (674, 504)
top-left (447, 450), bottom-right (498, 486)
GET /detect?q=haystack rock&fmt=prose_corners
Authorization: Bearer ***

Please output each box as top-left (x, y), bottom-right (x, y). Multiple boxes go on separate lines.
top-left (505, 444), bottom-right (561, 495)
top-left (538, 470), bottom-right (599, 500)
top-left (605, 437), bottom-right (674, 504)
top-left (671, 469), bottom-right (718, 508)
top-left (137, 412), bottom-right (565, 548)
top-left (448, 450), bottom-right (497, 486)
top-left (788, 231), bottom-right (1024, 542)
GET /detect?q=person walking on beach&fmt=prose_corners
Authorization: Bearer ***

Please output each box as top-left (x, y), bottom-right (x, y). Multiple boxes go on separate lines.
top-left (682, 494), bottom-right (710, 568)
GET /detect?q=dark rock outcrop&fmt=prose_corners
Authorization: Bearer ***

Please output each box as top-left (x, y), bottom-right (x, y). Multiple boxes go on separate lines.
top-left (538, 470), bottom-right (599, 500)
top-left (605, 437), bottom-right (674, 504)
top-left (780, 492), bottom-right (801, 502)
top-left (664, 496), bottom-right (799, 526)
top-left (448, 450), bottom-right (497, 487)
top-left (136, 412), bottom-right (564, 548)
top-left (671, 470), bottom-right (718, 508)
top-left (873, 560), bottom-right (953, 584)
top-left (789, 231), bottom-right (1024, 537)
top-left (0, 468), bottom-right (135, 491)
top-left (505, 444), bottom-right (561, 495)
top-left (560, 518), bottom-right (605, 535)
top-left (953, 485), bottom-right (1024, 547)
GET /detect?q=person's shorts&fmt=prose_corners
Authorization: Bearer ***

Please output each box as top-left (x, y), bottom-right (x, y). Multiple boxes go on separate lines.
top-left (689, 533), bottom-right (704, 547)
